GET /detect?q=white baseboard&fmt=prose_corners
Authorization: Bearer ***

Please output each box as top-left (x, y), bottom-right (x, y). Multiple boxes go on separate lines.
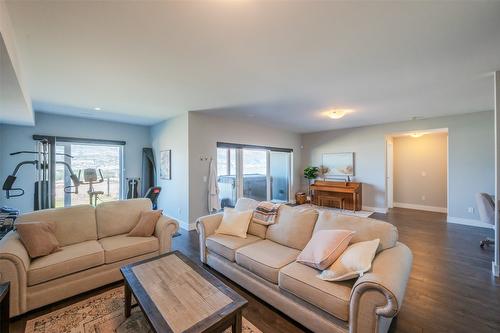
top-left (394, 202), bottom-right (447, 213)
top-left (493, 262), bottom-right (500, 277)
top-left (362, 206), bottom-right (388, 214)
top-left (447, 216), bottom-right (494, 229)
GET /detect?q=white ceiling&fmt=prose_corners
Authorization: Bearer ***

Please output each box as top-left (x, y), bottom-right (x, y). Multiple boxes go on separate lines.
top-left (4, 1), bottom-right (500, 132)
top-left (0, 33), bottom-right (33, 125)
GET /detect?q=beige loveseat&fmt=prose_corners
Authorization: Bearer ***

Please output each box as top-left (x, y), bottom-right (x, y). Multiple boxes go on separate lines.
top-left (197, 198), bottom-right (412, 333)
top-left (0, 198), bottom-right (179, 317)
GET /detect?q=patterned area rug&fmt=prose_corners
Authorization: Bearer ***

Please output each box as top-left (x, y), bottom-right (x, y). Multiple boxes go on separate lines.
top-left (296, 203), bottom-right (373, 217)
top-left (24, 287), bottom-right (261, 333)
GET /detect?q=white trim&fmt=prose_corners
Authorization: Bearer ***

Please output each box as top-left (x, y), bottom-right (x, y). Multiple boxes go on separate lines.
top-left (362, 206), bottom-right (388, 214)
top-left (447, 216), bottom-right (494, 229)
top-left (394, 202), bottom-right (447, 213)
top-left (494, 70), bottom-right (500, 277)
top-left (493, 262), bottom-right (499, 277)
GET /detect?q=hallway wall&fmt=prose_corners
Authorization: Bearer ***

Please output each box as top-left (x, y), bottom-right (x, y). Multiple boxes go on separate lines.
top-left (393, 132), bottom-right (448, 211)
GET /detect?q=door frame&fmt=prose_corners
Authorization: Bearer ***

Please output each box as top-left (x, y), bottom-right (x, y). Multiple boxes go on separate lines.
top-left (385, 128), bottom-right (449, 213)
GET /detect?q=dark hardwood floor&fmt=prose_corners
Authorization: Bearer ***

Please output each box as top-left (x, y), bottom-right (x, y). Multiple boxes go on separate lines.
top-left (9, 208), bottom-right (500, 333)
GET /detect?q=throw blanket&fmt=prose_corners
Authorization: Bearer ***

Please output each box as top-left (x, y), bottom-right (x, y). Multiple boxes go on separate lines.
top-left (253, 202), bottom-right (281, 225)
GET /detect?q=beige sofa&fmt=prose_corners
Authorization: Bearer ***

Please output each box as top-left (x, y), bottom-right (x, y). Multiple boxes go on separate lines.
top-left (0, 198), bottom-right (179, 317)
top-left (197, 198), bottom-right (412, 333)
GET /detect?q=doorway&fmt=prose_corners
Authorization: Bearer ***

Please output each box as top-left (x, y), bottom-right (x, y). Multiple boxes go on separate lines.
top-left (386, 128), bottom-right (448, 213)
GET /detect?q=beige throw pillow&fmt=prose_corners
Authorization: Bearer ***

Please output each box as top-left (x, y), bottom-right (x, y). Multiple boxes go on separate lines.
top-left (16, 221), bottom-right (60, 258)
top-left (128, 210), bottom-right (163, 237)
top-left (215, 208), bottom-right (253, 238)
top-left (318, 239), bottom-right (380, 281)
top-left (296, 230), bottom-right (355, 270)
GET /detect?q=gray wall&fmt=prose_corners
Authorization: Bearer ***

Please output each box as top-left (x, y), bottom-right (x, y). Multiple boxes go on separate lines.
top-left (393, 132), bottom-right (448, 209)
top-left (150, 114), bottom-right (189, 228)
top-left (188, 112), bottom-right (302, 229)
top-left (0, 112), bottom-right (151, 212)
top-left (301, 111), bottom-right (494, 223)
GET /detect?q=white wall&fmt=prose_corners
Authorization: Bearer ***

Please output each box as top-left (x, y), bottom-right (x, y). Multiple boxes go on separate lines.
top-left (188, 112), bottom-right (302, 229)
top-left (301, 111), bottom-right (494, 224)
top-left (0, 1), bottom-right (33, 125)
top-left (393, 132), bottom-right (448, 211)
top-left (150, 114), bottom-right (189, 228)
top-left (0, 112), bottom-right (151, 212)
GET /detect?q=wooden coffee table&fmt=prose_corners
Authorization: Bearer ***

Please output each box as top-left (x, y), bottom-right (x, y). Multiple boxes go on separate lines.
top-left (120, 251), bottom-right (247, 333)
top-left (0, 282), bottom-right (9, 333)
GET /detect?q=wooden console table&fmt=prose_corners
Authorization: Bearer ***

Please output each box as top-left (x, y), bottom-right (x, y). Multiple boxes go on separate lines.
top-left (310, 180), bottom-right (362, 212)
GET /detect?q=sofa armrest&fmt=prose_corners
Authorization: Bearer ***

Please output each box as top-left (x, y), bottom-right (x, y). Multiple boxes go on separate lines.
top-left (349, 242), bottom-right (413, 333)
top-left (195, 212), bottom-right (223, 263)
top-left (154, 215), bottom-right (179, 254)
top-left (0, 231), bottom-right (30, 317)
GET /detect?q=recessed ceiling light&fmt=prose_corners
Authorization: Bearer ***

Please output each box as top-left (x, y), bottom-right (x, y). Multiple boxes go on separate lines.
top-left (94, 107), bottom-right (102, 111)
top-left (327, 109), bottom-right (351, 119)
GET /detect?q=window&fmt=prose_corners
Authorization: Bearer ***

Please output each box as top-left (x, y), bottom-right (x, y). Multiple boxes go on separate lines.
top-left (216, 143), bottom-right (292, 208)
top-left (55, 142), bottom-right (124, 207)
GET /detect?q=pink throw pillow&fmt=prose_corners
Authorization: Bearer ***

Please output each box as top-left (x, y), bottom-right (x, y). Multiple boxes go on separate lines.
top-left (296, 230), bottom-right (355, 270)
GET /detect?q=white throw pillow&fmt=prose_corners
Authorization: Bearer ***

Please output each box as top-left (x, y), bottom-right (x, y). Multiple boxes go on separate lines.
top-left (317, 238), bottom-right (380, 281)
top-left (215, 208), bottom-right (253, 238)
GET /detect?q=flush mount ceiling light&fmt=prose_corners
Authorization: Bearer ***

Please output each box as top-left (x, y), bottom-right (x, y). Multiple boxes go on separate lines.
top-left (410, 132), bottom-right (424, 138)
top-left (327, 109), bottom-right (350, 119)
top-left (94, 107), bottom-right (102, 111)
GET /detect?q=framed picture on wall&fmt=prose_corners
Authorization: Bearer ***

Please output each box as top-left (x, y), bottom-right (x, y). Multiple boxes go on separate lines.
top-left (160, 150), bottom-right (171, 180)
top-left (322, 152), bottom-right (354, 177)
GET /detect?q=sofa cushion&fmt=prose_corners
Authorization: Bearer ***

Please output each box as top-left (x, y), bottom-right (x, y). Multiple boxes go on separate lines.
top-left (15, 221), bottom-right (60, 258)
top-left (235, 240), bottom-right (300, 283)
top-left (234, 198), bottom-right (267, 238)
top-left (96, 199), bottom-right (152, 238)
top-left (215, 208), bottom-right (254, 238)
top-left (99, 234), bottom-right (159, 264)
top-left (128, 210), bottom-right (163, 237)
top-left (279, 262), bottom-right (353, 321)
top-left (206, 234), bottom-right (261, 262)
top-left (28, 240), bottom-right (104, 286)
top-left (16, 205), bottom-right (97, 247)
top-left (313, 211), bottom-right (398, 251)
top-left (266, 205), bottom-right (318, 250)
top-left (318, 239), bottom-right (380, 282)
top-left (296, 229), bottom-right (355, 270)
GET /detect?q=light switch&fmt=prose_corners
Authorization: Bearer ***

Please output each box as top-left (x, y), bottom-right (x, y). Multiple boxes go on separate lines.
top-left (203, 176), bottom-right (207, 182)
top-left (421, 171), bottom-right (427, 177)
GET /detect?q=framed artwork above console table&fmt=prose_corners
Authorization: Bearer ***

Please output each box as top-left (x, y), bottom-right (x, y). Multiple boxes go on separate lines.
top-left (322, 152), bottom-right (354, 178)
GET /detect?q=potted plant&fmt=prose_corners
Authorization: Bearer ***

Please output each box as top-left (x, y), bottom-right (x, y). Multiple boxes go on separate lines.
top-left (304, 166), bottom-right (319, 199)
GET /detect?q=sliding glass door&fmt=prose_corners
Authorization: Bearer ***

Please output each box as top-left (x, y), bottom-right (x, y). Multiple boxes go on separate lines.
top-left (242, 149), bottom-right (268, 202)
top-left (270, 151), bottom-right (291, 203)
top-left (55, 142), bottom-right (124, 207)
top-left (217, 143), bottom-right (292, 208)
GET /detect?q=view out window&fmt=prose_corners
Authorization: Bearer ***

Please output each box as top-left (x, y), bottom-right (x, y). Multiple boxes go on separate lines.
top-left (55, 142), bottom-right (124, 207)
top-left (216, 143), bottom-right (292, 208)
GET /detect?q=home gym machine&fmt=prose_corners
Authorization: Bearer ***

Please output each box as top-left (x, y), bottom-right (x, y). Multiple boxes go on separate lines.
top-left (126, 177), bottom-right (162, 210)
top-left (2, 138), bottom-right (80, 210)
top-left (78, 168), bottom-right (105, 206)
